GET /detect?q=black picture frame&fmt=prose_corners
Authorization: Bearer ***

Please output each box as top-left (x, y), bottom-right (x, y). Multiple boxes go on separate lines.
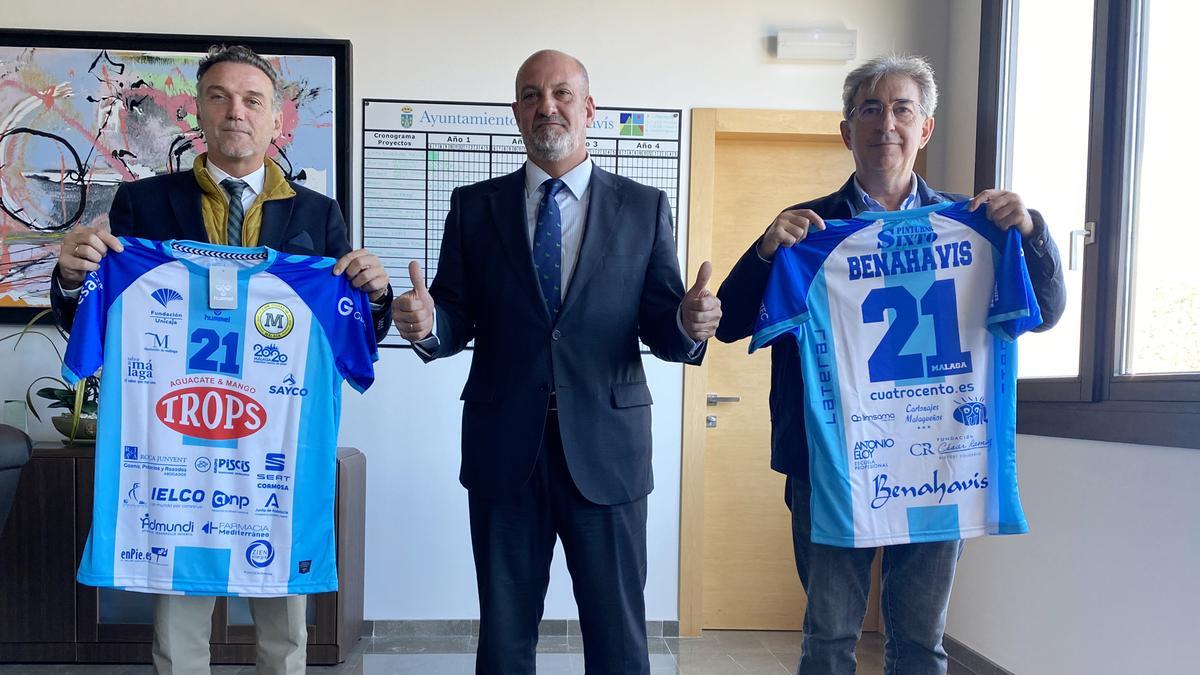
top-left (0, 28), bottom-right (353, 325)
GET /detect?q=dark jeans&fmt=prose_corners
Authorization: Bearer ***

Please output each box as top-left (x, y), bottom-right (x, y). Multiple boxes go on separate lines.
top-left (788, 477), bottom-right (963, 675)
top-left (469, 410), bottom-right (650, 675)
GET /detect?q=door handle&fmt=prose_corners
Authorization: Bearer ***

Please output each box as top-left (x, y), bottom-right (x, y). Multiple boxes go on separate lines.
top-left (706, 393), bottom-right (741, 406)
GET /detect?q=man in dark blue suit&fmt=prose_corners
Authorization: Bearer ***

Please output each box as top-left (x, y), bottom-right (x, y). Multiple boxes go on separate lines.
top-left (715, 55), bottom-right (1065, 675)
top-left (50, 45), bottom-right (391, 675)
top-left (393, 49), bottom-right (722, 674)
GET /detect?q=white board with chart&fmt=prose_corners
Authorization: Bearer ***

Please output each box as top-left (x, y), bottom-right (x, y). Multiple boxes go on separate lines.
top-left (360, 100), bottom-right (682, 347)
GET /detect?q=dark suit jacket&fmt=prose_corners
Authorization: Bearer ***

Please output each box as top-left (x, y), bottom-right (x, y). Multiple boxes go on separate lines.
top-left (51, 170), bottom-right (393, 343)
top-left (715, 174), bottom-right (1067, 481)
top-left (422, 165), bottom-right (702, 505)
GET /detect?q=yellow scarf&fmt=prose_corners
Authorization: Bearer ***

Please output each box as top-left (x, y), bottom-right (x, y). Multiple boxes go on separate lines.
top-left (192, 154), bottom-right (296, 246)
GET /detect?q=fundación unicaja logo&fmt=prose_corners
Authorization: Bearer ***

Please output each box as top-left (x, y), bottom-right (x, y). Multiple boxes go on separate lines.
top-left (400, 105), bottom-right (414, 129)
top-left (151, 288), bottom-right (182, 308)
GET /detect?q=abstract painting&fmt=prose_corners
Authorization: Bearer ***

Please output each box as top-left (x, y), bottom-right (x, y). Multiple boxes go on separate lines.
top-left (0, 30), bottom-right (351, 319)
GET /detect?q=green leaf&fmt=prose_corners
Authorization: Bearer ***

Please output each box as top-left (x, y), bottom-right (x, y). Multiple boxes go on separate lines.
top-left (25, 375), bottom-right (70, 423)
top-left (35, 385), bottom-right (71, 400)
top-left (0, 310), bottom-right (65, 363)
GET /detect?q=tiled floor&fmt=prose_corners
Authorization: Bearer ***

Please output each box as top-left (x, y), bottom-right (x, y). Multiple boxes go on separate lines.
top-left (0, 630), bottom-right (897, 674)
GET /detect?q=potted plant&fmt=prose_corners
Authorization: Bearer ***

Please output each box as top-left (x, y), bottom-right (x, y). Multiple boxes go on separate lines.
top-left (29, 375), bottom-right (100, 443)
top-left (0, 309), bottom-right (100, 444)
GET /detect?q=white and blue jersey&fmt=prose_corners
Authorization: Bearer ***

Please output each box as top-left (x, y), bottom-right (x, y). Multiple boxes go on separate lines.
top-left (751, 201), bottom-right (1041, 547)
top-left (64, 238), bottom-right (377, 596)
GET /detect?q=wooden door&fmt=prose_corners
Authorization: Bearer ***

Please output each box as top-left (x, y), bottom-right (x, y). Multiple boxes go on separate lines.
top-left (680, 110), bottom-right (883, 634)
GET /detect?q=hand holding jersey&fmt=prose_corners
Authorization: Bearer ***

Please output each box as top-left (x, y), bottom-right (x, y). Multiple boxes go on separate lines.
top-left (764, 190), bottom-right (1036, 259)
top-left (332, 248), bottom-right (391, 302)
top-left (56, 225), bottom-right (386, 301)
top-left (756, 208), bottom-right (827, 261)
top-left (968, 189), bottom-right (1035, 237)
top-left (57, 225), bottom-right (125, 287)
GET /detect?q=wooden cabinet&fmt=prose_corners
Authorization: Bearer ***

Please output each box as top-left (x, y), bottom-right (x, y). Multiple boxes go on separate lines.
top-left (0, 444), bottom-right (365, 665)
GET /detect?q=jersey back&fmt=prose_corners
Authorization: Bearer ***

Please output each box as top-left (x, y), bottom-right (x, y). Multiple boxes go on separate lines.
top-left (752, 201), bottom-right (1041, 547)
top-left (64, 238), bottom-right (377, 595)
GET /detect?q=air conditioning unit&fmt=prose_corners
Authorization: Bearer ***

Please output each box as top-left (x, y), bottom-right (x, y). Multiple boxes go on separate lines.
top-left (775, 28), bottom-right (857, 62)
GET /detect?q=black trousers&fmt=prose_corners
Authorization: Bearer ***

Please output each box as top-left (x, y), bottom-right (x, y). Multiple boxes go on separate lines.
top-left (468, 408), bottom-right (650, 675)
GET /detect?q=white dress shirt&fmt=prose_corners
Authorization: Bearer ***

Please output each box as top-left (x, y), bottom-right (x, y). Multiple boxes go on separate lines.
top-left (853, 173), bottom-right (919, 212)
top-left (413, 157), bottom-right (701, 354)
top-left (206, 159), bottom-right (265, 214)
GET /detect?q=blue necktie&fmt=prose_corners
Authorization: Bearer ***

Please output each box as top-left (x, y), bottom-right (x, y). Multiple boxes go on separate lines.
top-left (533, 178), bottom-right (566, 319)
top-left (221, 178), bottom-right (248, 247)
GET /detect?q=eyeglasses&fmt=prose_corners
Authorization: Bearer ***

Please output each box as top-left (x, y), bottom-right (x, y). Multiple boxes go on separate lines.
top-left (848, 99), bottom-right (927, 124)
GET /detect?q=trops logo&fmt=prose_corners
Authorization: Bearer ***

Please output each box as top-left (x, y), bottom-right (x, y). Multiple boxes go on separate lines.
top-left (155, 387), bottom-right (266, 439)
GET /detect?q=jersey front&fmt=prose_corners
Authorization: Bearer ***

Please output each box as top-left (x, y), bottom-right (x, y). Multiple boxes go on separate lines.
top-left (64, 238), bottom-right (377, 596)
top-left (751, 201), bottom-right (1041, 547)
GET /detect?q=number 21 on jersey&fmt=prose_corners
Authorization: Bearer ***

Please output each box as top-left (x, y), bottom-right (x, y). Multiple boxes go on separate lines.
top-left (862, 279), bottom-right (973, 383)
top-left (189, 328), bottom-right (241, 375)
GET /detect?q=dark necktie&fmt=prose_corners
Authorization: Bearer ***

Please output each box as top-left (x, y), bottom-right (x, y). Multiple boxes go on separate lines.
top-left (533, 178), bottom-right (566, 319)
top-left (221, 178), bottom-right (248, 247)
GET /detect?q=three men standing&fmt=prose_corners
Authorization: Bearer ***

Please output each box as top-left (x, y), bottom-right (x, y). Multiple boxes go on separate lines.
top-left (47, 41), bottom-right (1061, 675)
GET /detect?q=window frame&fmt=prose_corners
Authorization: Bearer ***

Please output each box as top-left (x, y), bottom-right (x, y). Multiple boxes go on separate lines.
top-left (978, 0), bottom-right (1200, 449)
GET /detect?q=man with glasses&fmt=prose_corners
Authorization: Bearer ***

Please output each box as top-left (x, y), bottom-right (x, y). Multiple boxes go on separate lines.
top-left (715, 54), bottom-right (1065, 675)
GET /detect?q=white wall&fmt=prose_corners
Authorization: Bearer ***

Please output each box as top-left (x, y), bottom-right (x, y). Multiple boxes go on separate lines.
top-left (935, 6), bottom-right (1199, 673)
top-left (5, 0), bottom-right (957, 620)
top-left (947, 435), bottom-right (1200, 675)
top-left (925, 0), bottom-right (980, 195)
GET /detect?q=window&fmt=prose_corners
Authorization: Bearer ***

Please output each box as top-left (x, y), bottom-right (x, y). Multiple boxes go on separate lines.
top-left (978, 0), bottom-right (1200, 448)
top-left (1003, 0), bottom-right (1091, 381)
top-left (1121, 1), bottom-right (1200, 378)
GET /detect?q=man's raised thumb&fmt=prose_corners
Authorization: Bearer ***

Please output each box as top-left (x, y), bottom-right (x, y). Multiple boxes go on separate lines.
top-left (408, 260), bottom-right (428, 293)
top-left (687, 260), bottom-right (713, 297)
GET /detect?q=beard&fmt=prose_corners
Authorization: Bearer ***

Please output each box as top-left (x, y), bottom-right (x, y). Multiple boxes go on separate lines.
top-left (213, 136), bottom-right (257, 159)
top-left (524, 121), bottom-right (577, 162)
top-left (201, 125), bottom-right (261, 161)
top-left (201, 118), bottom-right (268, 161)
